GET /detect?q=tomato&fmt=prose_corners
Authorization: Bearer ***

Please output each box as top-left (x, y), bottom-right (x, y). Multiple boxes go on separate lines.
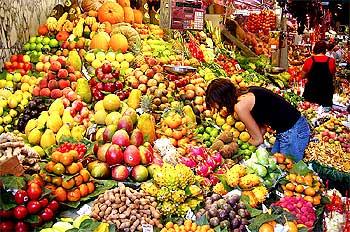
top-left (15, 222), bottom-right (29, 232)
top-left (0, 221), bottom-right (15, 232)
top-left (27, 183), bottom-right (42, 200)
top-left (47, 200), bottom-right (59, 212)
top-left (23, 63), bottom-right (32, 71)
top-left (26, 201), bottom-right (41, 215)
top-left (13, 206), bottom-right (28, 220)
top-left (39, 198), bottom-right (49, 208)
top-left (40, 208), bottom-right (54, 222)
top-left (4, 61), bottom-right (12, 70)
top-left (10, 55), bottom-right (18, 63)
top-left (0, 209), bottom-right (13, 218)
top-left (17, 54), bottom-right (24, 62)
top-left (14, 190), bottom-right (29, 205)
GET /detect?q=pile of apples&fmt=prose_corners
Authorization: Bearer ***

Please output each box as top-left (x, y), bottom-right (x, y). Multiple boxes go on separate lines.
top-left (0, 179), bottom-right (59, 231)
top-left (3, 54), bottom-right (32, 75)
top-left (214, 54), bottom-right (241, 76)
top-left (32, 56), bottom-right (81, 99)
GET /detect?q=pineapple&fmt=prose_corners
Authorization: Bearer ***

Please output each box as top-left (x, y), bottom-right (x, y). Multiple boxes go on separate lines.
top-left (140, 95), bottom-right (154, 113)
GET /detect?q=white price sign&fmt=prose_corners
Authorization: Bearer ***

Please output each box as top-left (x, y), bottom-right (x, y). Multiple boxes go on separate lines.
top-left (185, 210), bottom-right (196, 221)
top-left (142, 224), bottom-right (153, 232)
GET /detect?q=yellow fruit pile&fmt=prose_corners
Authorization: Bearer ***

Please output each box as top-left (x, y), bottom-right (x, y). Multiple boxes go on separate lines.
top-left (161, 220), bottom-right (214, 232)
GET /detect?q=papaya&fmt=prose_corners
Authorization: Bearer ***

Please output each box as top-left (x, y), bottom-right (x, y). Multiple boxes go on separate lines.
top-left (127, 89), bottom-right (141, 109)
top-left (137, 113), bottom-right (156, 143)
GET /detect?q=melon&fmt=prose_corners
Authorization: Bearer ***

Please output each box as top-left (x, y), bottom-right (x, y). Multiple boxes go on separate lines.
top-left (90, 32), bottom-right (110, 51)
top-left (109, 33), bottom-right (128, 53)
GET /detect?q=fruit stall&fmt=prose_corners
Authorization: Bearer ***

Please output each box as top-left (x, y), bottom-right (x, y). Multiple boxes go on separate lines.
top-left (0, 0), bottom-right (349, 232)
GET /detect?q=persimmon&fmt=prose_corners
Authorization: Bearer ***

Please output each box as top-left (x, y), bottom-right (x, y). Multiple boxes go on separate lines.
top-left (62, 178), bottom-right (75, 190)
top-left (284, 190), bottom-right (294, 197)
top-left (67, 189), bottom-right (81, 202)
top-left (80, 169), bottom-right (91, 182)
top-left (52, 177), bottom-right (63, 186)
top-left (66, 163), bottom-right (80, 175)
top-left (79, 184), bottom-right (89, 197)
top-left (304, 187), bottom-right (316, 196)
top-left (51, 151), bottom-right (62, 162)
top-left (45, 161), bottom-right (56, 173)
top-left (286, 183), bottom-right (296, 191)
top-left (304, 196), bottom-right (314, 204)
top-left (86, 182), bottom-right (95, 194)
top-left (60, 153), bottom-right (74, 166)
top-left (296, 175), bottom-right (304, 184)
top-left (74, 175), bottom-right (84, 186)
top-left (54, 187), bottom-right (67, 202)
top-left (295, 185), bottom-right (304, 193)
top-left (45, 184), bottom-right (57, 193)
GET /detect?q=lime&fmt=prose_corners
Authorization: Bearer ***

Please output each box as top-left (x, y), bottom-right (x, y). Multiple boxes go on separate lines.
top-left (205, 141), bottom-right (212, 147)
top-left (243, 149), bottom-right (252, 156)
top-left (237, 140), bottom-right (243, 146)
top-left (202, 133), bottom-right (210, 141)
top-left (248, 145), bottom-right (257, 152)
top-left (197, 126), bottom-right (205, 134)
top-left (209, 136), bottom-right (216, 143)
top-left (241, 144), bottom-right (249, 150)
top-left (205, 127), bottom-right (213, 134)
top-left (210, 129), bottom-right (219, 138)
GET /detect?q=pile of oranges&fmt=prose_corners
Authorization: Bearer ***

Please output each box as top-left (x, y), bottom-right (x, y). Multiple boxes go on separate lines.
top-left (282, 173), bottom-right (323, 205)
top-left (274, 153), bottom-right (294, 170)
top-left (43, 150), bottom-right (95, 202)
top-left (161, 220), bottom-right (214, 232)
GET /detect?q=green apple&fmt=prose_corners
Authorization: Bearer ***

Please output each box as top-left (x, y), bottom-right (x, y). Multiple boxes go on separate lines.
top-left (49, 38), bottom-right (59, 48)
top-left (36, 43), bottom-right (44, 51)
top-left (30, 43), bottom-right (37, 51)
top-left (106, 52), bottom-right (116, 62)
top-left (23, 55), bottom-right (30, 63)
top-left (13, 73), bottom-right (22, 82)
top-left (23, 43), bottom-right (31, 51)
top-left (29, 36), bottom-right (37, 43)
top-left (36, 36), bottom-right (43, 44)
top-left (6, 73), bottom-right (13, 81)
top-left (42, 44), bottom-right (51, 52)
top-left (95, 51), bottom-right (106, 61)
top-left (84, 52), bottom-right (95, 62)
top-left (42, 37), bottom-right (51, 45)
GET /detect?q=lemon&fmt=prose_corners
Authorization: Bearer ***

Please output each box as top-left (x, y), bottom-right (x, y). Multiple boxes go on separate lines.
top-left (235, 121), bottom-right (246, 132)
top-left (94, 100), bottom-right (105, 111)
top-left (103, 94), bottom-right (120, 111)
top-left (239, 131), bottom-right (251, 142)
top-left (215, 115), bottom-right (225, 126)
top-left (226, 115), bottom-right (235, 126)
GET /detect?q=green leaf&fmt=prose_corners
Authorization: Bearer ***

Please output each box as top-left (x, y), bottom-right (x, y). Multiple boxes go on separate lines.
top-left (298, 227), bottom-right (308, 232)
top-left (24, 215), bottom-right (40, 224)
top-left (109, 224), bottom-right (116, 232)
top-left (0, 70), bottom-right (8, 80)
top-left (62, 201), bottom-right (80, 208)
top-left (240, 195), bottom-right (262, 217)
top-left (216, 174), bottom-right (231, 191)
top-left (79, 219), bottom-right (100, 231)
top-left (0, 190), bottom-right (17, 210)
top-left (214, 226), bottom-right (221, 232)
top-left (290, 161), bottom-right (311, 176)
top-left (66, 228), bottom-right (79, 232)
top-left (196, 214), bottom-right (209, 226)
top-left (0, 175), bottom-right (26, 190)
top-left (248, 213), bottom-right (279, 231)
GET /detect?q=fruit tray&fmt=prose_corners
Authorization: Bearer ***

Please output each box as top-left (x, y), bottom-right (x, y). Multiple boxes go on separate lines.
top-left (163, 65), bottom-right (197, 74)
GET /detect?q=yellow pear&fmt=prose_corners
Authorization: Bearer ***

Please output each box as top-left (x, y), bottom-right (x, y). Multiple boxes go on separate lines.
top-left (71, 125), bottom-right (85, 141)
top-left (37, 111), bottom-right (49, 129)
top-left (48, 99), bottom-right (64, 116)
top-left (94, 110), bottom-right (108, 125)
top-left (62, 109), bottom-right (75, 128)
top-left (32, 146), bottom-right (45, 157)
top-left (47, 113), bottom-right (63, 133)
top-left (94, 101), bottom-right (105, 111)
top-left (40, 129), bottom-right (56, 149)
top-left (25, 119), bottom-right (37, 137)
top-left (95, 127), bottom-right (105, 142)
top-left (105, 112), bottom-right (121, 126)
top-left (28, 128), bottom-right (42, 145)
top-left (56, 124), bottom-right (71, 142)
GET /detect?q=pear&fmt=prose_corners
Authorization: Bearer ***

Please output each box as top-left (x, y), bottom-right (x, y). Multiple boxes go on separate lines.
top-left (95, 127), bottom-right (105, 142)
top-left (28, 128), bottom-right (42, 145)
top-left (62, 109), bottom-right (75, 128)
top-left (56, 124), bottom-right (71, 142)
top-left (25, 119), bottom-right (37, 137)
top-left (40, 129), bottom-right (56, 149)
top-left (71, 125), bottom-right (85, 141)
top-left (49, 99), bottom-right (64, 116)
top-left (47, 113), bottom-right (63, 133)
top-left (37, 111), bottom-right (49, 129)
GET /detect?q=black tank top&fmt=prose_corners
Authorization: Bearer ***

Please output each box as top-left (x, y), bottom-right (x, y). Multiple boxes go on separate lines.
top-left (248, 87), bottom-right (301, 132)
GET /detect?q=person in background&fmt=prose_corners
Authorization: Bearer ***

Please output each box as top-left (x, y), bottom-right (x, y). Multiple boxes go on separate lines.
top-left (147, 0), bottom-right (160, 25)
top-left (205, 78), bottom-right (310, 161)
top-left (326, 43), bottom-right (336, 58)
top-left (302, 40), bottom-right (336, 108)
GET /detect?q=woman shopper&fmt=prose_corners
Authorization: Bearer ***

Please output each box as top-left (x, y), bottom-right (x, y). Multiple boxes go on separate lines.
top-left (302, 40), bottom-right (336, 108)
top-left (205, 78), bottom-right (310, 161)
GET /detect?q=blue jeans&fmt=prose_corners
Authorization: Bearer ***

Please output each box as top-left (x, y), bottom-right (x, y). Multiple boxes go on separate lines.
top-left (271, 116), bottom-right (310, 162)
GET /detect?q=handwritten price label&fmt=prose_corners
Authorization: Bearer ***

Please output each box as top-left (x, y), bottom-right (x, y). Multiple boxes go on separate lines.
top-left (142, 224), bottom-right (153, 232)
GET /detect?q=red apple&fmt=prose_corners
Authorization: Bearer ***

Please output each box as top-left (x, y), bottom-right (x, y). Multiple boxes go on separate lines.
top-left (103, 125), bottom-right (117, 143)
top-left (112, 130), bottom-right (130, 147)
top-left (111, 165), bottom-right (129, 181)
top-left (57, 69), bottom-right (68, 79)
top-left (131, 165), bottom-right (148, 182)
top-left (101, 63), bottom-right (112, 74)
top-left (130, 129), bottom-right (144, 147)
top-left (97, 143), bottom-right (111, 162)
top-left (123, 145), bottom-right (141, 166)
top-left (139, 145), bottom-right (153, 165)
top-left (50, 61), bottom-right (61, 71)
top-left (105, 144), bottom-right (124, 165)
top-left (117, 116), bottom-right (133, 133)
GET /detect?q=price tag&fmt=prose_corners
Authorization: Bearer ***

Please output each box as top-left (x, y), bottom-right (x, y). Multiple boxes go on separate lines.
top-left (262, 204), bottom-right (269, 213)
top-left (271, 45), bottom-right (277, 49)
top-left (142, 224), bottom-right (153, 232)
top-left (185, 210), bottom-right (196, 221)
top-left (77, 204), bottom-right (92, 216)
top-left (276, 190), bottom-right (284, 198)
top-left (81, 66), bottom-right (91, 81)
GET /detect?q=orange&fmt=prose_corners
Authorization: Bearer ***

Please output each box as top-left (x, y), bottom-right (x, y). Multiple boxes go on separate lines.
top-left (51, 151), bottom-right (62, 162)
top-left (286, 183), bottom-right (296, 191)
top-left (284, 190), bottom-right (294, 197)
top-left (288, 173), bottom-right (297, 182)
top-left (258, 223), bottom-right (274, 232)
top-left (296, 176), bottom-right (304, 184)
top-left (74, 175), bottom-right (84, 186)
top-left (166, 222), bottom-right (174, 229)
top-left (62, 178), bottom-right (75, 190)
top-left (304, 174), bottom-right (313, 186)
top-left (79, 184), bottom-right (89, 197)
top-left (295, 185), bottom-right (304, 193)
top-left (80, 169), bottom-right (91, 182)
top-left (52, 176), bottom-right (63, 186)
top-left (53, 163), bottom-right (65, 175)
top-left (45, 161), bottom-right (56, 173)
top-left (67, 189), bottom-right (81, 202)
top-left (55, 187), bottom-right (67, 202)
top-left (313, 197), bottom-right (321, 205)
top-left (67, 163), bottom-right (80, 175)
top-left (60, 153), bottom-right (74, 166)
top-left (86, 181), bottom-right (95, 194)
top-left (304, 187), bottom-right (316, 196)
top-left (304, 196), bottom-right (314, 204)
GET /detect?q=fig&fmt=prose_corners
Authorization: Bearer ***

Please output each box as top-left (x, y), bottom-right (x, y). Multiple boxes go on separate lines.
top-left (227, 194), bottom-right (240, 206)
top-left (223, 203), bottom-right (232, 212)
top-left (208, 208), bottom-right (218, 217)
top-left (218, 209), bottom-right (227, 220)
top-left (220, 220), bottom-right (230, 229)
top-left (231, 218), bottom-right (240, 229)
top-left (211, 194), bottom-right (221, 201)
top-left (229, 211), bottom-right (236, 219)
top-left (238, 208), bottom-right (247, 218)
top-left (209, 217), bottom-right (220, 227)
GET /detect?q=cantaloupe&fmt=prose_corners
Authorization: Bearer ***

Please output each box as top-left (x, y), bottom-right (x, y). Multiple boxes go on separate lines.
top-left (133, 9), bottom-right (143, 24)
top-left (90, 32), bottom-right (110, 51)
top-left (123, 7), bottom-right (134, 24)
top-left (109, 33), bottom-right (128, 53)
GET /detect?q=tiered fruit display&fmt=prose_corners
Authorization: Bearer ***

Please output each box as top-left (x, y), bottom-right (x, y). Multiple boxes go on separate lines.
top-left (0, 180), bottom-right (59, 231)
top-left (44, 148), bottom-right (95, 202)
top-left (162, 220), bottom-right (214, 232)
top-left (273, 196), bottom-right (316, 229)
top-left (141, 163), bottom-right (203, 217)
top-left (3, 54), bottom-right (32, 74)
top-left (282, 173), bottom-right (323, 206)
top-left (180, 147), bottom-right (224, 186)
top-left (195, 193), bottom-right (250, 230)
top-left (91, 183), bottom-right (163, 230)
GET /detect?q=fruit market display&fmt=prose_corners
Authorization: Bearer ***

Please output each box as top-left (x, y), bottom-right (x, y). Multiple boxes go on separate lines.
top-left (0, 0), bottom-right (349, 231)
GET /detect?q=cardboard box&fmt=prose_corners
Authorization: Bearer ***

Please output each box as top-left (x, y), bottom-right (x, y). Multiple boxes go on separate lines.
top-left (0, 156), bottom-right (24, 176)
